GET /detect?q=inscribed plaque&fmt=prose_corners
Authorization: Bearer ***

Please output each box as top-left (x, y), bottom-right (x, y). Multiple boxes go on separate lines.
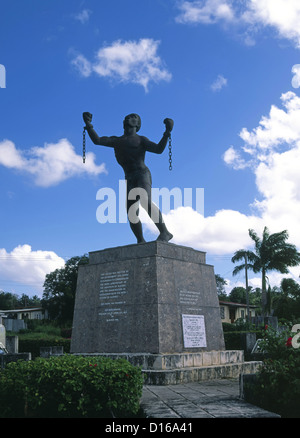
top-left (99, 270), bottom-right (129, 322)
top-left (182, 314), bottom-right (207, 348)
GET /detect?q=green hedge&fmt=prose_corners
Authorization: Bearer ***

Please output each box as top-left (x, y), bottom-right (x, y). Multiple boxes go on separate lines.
top-left (223, 331), bottom-right (261, 350)
top-left (0, 355), bottom-right (144, 418)
top-left (19, 337), bottom-right (71, 359)
top-left (249, 354), bottom-right (300, 418)
top-left (242, 326), bottom-right (300, 418)
top-left (222, 322), bottom-right (240, 332)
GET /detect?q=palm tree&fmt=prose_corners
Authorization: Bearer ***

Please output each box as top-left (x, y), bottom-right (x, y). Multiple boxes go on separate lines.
top-left (231, 250), bottom-right (257, 320)
top-left (232, 227), bottom-right (300, 316)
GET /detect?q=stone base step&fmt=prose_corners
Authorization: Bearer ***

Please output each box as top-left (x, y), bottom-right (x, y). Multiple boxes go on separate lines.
top-left (143, 361), bottom-right (262, 385)
top-left (72, 350), bottom-right (262, 385)
top-left (73, 350), bottom-right (246, 370)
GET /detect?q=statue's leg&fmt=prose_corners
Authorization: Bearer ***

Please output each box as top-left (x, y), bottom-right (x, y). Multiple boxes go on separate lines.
top-left (130, 221), bottom-right (146, 243)
top-left (126, 183), bottom-right (146, 243)
top-left (140, 180), bottom-right (173, 243)
top-left (149, 201), bottom-right (173, 242)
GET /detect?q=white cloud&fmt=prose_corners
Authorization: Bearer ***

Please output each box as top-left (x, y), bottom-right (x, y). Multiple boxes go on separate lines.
top-left (239, 91), bottom-right (300, 154)
top-left (211, 74), bottom-right (228, 91)
top-left (72, 38), bottom-right (172, 92)
top-left (224, 264), bottom-right (300, 295)
top-left (176, 0), bottom-right (235, 24)
top-left (74, 9), bottom-right (92, 24)
top-left (141, 205), bottom-right (263, 255)
top-left (223, 146), bottom-right (249, 169)
top-left (0, 138), bottom-right (106, 187)
top-left (71, 54), bottom-right (92, 77)
top-left (292, 64), bottom-right (300, 88)
top-left (143, 88), bottom-right (300, 282)
top-left (245, 0), bottom-right (300, 48)
top-left (0, 139), bottom-right (26, 169)
top-left (164, 207), bottom-right (263, 254)
top-left (223, 90), bottom-right (300, 249)
top-left (224, 91), bottom-right (300, 168)
top-left (253, 143), bottom-right (300, 247)
top-left (176, 0), bottom-right (300, 48)
top-left (0, 245), bottom-right (65, 294)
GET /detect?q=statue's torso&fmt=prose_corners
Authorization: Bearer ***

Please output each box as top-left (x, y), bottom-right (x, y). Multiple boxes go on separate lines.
top-left (113, 134), bottom-right (147, 177)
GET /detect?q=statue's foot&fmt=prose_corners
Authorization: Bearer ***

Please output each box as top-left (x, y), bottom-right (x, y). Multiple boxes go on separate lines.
top-left (137, 238), bottom-right (146, 244)
top-left (156, 231), bottom-right (173, 242)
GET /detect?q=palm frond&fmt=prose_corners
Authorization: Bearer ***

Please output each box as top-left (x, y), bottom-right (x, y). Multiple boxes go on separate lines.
top-left (231, 249), bottom-right (258, 276)
top-left (248, 228), bottom-right (261, 252)
top-left (231, 249), bottom-right (257, 263)
top-left (232, 264), bottom-right (245, 276)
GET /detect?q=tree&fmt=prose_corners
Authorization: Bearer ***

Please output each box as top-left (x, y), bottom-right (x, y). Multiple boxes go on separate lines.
top-left (232, 227), bottom-right (300, 316)
top-left (0, 291), bottom-right (19, 309)
top-left (18, 294), bottom-right (41, 308)
top-left (41, 255), bottom-right (89, 324)
top-left (229, 287), bottom-right (247, 304)
top-left (215, 274), bottom-right (228, 300)
top-left (231, 250), bottom-right (257, 320)
top-left (272, 278), bottom-right (300, 321)
top-left (249, 227), bottom-right (300, 315)
top-left (249, 287), bottom-right (262, 307)
top-left (280, 278), bottom-right (300, 299)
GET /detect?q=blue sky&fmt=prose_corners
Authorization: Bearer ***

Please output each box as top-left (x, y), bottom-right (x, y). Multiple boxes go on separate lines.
top-left (1, 0), bottom-right (300, 297)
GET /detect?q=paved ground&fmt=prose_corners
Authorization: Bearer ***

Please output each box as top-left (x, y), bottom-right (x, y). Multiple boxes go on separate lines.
top-left (141, 378), bottom-right (280, 418)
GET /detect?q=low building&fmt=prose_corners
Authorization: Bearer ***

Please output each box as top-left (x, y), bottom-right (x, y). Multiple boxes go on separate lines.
top-left (0, 314), bottom-right (6, 350)
top-left (0, 307), bottom-right (48, 332)
top-left (219, 301), bottom-right (258, 324)
top-left (0, 307), bottom-right (47, 320)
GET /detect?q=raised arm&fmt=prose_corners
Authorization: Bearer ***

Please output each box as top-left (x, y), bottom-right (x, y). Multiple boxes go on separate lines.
top-left (83, 112), bottom-right (116, 147)
top-left (143, 118), bottom-right (174, 154)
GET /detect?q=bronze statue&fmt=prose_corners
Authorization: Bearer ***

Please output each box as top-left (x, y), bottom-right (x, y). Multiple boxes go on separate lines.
top-left (83, 112), bottom-right (174, 244)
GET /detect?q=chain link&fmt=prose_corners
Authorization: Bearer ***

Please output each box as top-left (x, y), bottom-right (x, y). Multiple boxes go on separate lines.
top-left (168, 134), bottom-right (172, 171)
top-left (82, 127), bottom-right (86, 163)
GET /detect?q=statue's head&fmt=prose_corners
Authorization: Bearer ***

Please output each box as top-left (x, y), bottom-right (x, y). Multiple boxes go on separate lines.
top-left (123, 113), bottom-right (141, 132)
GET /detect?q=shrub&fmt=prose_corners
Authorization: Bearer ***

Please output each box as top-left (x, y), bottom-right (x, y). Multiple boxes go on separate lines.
top-left (222, 320), bottom-right (259, 332)
top-left (60, 327), bottom-right (72, 338)
top-left (248, 325), bottom-right (300, 418)
top-left (222, 322), bottom-right (237, 332)
top-left (0, 355), bottom-right (144, 418)
top-left (18, 336), bottom-right (71, 359)
top-left (222, 321), bottom-right (263, 350)
top-left (224, 331), bottom-right (244, 350)
top-left (223, 330), bottom-right (262, 350)
top-left (25, 320), bottom-right (61, 336)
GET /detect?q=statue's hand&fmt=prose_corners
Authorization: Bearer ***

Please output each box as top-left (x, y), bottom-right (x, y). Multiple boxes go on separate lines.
top-left (164, 118), bottom-right (174, 133)
top-left (83, 112), bottom-right (93, 127)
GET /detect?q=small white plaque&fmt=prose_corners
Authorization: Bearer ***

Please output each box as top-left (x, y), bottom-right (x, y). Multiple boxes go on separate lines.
top-left (182, 314), bottom-right (207, 348)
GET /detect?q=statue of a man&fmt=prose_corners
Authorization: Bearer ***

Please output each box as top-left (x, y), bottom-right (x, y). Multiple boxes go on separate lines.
top-left (83, 112), bottom-right (174, 244)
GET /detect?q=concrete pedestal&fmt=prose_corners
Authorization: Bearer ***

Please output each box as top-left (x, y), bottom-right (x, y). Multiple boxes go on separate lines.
top-left (72, 350), bottom-right (262, 385)
top-left (71, 241), bottom-right (225, 354)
